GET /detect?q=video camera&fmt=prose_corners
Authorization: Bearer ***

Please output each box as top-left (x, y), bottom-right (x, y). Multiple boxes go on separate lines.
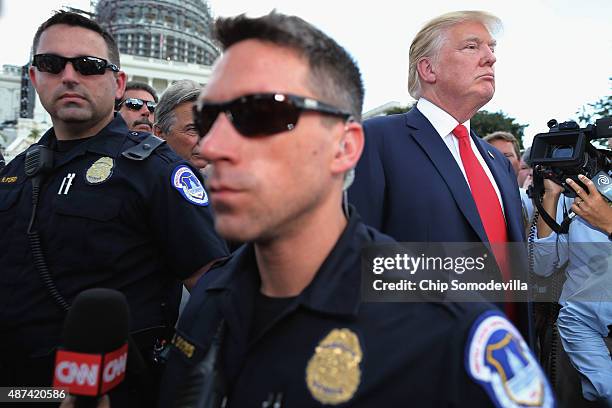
top-left (530, 117), bottom-right (612, 197)
top-left (529, 117), bottom-right (611, 233)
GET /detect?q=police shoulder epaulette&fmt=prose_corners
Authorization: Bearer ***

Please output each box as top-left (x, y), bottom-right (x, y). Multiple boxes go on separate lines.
top-left (122, 133), bottom-right (166, 161)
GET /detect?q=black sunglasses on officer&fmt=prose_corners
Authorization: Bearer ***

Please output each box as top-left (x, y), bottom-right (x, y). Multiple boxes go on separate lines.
top-left (32, 53), bottom-right (119, 76)
top-left (193, 93), bottom-right (352, 139)
top-left (118, 98), bottom-right (157, 113)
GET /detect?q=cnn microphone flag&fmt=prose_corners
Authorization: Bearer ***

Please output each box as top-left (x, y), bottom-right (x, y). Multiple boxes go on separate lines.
top-left (53, 344), bottom-right (128, 396)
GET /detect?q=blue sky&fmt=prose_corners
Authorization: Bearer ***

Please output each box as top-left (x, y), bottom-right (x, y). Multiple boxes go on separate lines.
top-left (1, 0), bottom-right (610, 146)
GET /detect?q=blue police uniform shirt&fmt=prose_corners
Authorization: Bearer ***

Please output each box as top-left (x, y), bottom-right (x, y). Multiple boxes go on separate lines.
top-left (160, 210), bottom-right (554, 407)
top-left (0, 114), bottom-right (228, 360)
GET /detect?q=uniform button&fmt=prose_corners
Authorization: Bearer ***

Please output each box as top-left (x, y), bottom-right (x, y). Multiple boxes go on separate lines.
top-left (131, 132), bottom-right (138, 136)
top-left (143, 144), bottom-right (151, 150)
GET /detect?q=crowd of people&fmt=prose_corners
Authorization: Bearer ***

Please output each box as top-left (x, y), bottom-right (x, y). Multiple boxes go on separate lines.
top-left (0, 7), bottom-right (610, 408)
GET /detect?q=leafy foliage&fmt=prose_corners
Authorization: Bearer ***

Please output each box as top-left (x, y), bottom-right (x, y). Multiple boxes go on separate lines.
top-left (381, 104), bottom-right (527, 149)
top-left (471, 110), bottom-right (527, 149)
top-left (383, 104), bottom-right (414, 116)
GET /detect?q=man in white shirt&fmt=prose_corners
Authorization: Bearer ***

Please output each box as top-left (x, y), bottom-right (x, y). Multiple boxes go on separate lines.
top-left (349, 10), bottom-right (529, 337)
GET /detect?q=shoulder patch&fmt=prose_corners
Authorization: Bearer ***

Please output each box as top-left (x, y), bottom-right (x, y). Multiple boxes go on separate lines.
top-left (171, 165), bottom-right (209, 206)
top-left (465, 311), bottom-right (554, 408)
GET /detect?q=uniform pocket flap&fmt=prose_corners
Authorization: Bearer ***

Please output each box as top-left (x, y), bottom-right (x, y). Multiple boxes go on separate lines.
top-left (54, 191), bottom-right (121, 221)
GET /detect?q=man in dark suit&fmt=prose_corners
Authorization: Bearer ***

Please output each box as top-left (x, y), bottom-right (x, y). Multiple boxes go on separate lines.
top-left (349, 11), bottom-right (530, 339)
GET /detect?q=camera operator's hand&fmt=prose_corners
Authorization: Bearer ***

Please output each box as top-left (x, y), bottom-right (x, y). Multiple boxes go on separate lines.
top-left (537, 178), bottom-right (564, 238)
top-left (543, 178), bottom-right (564, 196)
top-left (568, 175), bottom-right (612, 236)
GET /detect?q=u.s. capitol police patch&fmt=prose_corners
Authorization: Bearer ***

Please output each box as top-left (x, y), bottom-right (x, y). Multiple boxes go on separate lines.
top-left (171, 165), bottom-right (208, 206)
top-left (466, 311), bottom-right (554, 408)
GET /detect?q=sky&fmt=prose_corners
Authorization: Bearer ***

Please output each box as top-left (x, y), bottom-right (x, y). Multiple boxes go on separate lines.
top-left (0, 0), bottom-right (610, 147)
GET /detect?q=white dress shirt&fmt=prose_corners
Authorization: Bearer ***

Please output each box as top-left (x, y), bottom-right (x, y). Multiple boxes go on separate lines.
top-left (416, 98), bottom-right (505, 214)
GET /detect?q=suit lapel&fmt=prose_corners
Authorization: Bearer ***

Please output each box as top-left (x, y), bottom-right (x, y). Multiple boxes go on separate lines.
top-left (405, 108), bottom-right (488, 243)
top-left (473, 137), bottom-right (524, 241)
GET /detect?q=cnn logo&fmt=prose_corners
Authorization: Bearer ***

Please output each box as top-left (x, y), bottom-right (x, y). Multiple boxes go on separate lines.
top-left (101, 345), bottom-right (128, 393)
top-left (53, 350), bottom-right (102, 396)
top-left (55, 361), bottom-right (99, 386)
top-left (53, 344), bottom-right (128, 396)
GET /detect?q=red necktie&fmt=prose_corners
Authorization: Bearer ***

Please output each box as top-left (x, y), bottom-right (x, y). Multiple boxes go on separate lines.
top-left (452, 125), bottom-right (516, 319)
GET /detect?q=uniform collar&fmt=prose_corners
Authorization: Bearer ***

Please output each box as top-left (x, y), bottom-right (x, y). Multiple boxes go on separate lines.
top-left (38, 113), bottom-right (128, 160)
top-left (208, 207), bottom-right (368, 319)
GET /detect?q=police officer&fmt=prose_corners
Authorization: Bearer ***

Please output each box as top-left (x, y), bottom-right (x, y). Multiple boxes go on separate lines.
top-left (117, 81), bottom-right (158, 133)
top-left (160, 12), bottom-right (555, 407)
top-left (0, 11), bottom-right (228, 403)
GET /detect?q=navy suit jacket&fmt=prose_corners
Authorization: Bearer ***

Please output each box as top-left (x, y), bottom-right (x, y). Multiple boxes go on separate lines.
top-left (350, 107), bottom-right (525, 244)
top-left (349, 107), bottom-right (532, 341)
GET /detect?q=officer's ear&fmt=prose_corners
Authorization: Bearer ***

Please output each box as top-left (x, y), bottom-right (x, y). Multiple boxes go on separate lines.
top-left (331, 118), bottom-right (363, 177)
top-left (113, 71), bottom-right (127, 101)
top-left (29, 65), bottom-right (39, 90)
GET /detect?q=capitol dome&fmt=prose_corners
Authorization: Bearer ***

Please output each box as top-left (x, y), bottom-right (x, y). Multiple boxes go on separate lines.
top-left (95, 0), bottom-right (220, 66)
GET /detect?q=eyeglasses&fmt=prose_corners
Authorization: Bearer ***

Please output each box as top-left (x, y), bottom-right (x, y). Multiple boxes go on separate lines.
top-left (32, 54), bottom-right (119, 76)
top-left (193, 93), bottom-right (352, 138)
top-left (119, 98), bottom-right (156, 113)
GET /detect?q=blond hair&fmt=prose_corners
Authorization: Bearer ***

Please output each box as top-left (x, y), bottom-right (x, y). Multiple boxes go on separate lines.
top-left (408, 11), bottom-right (502, 99)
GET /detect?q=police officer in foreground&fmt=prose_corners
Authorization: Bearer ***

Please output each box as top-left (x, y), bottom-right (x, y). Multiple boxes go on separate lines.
top-left (159, 12), bottom-right (555, 407)
top-left (0, 11), bottom-right (228, 404)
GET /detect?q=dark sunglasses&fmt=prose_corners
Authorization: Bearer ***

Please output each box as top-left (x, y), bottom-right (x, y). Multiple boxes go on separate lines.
top-left (193, 93), bottom-right (352, 138)
top-left (119, 98), bottom-right (156, 113)
top-left (32, 54), bottom-right (119, 76)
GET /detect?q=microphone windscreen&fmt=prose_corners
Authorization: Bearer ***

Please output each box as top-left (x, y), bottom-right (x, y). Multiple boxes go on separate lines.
top-left (63, 288), bottom-right (129, 353)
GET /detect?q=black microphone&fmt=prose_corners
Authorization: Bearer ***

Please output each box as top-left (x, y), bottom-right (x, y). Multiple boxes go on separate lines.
top-left (53, 288), bottom-right (130, 408)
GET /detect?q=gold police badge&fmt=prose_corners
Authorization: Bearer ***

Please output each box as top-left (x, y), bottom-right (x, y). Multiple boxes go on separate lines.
top-left (306, 328), bottom-right (362, 405)
top-left (85, 157), bottom-right (114, 184)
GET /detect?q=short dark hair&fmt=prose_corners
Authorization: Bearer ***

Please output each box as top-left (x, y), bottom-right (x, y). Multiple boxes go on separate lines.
top-left (124, 81), bottom-right (159, 103)
top-left (32, 11), bottom-right (120, 67)
top-left (214, 12), bottom-right (364, 121)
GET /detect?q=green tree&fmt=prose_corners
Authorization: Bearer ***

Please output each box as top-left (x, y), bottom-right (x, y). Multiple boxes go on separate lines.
top-left (471, 110), bottom-right (527, 149)
top-left (28, 128), bottom-right (41, 141)
top-left (381, 104), bottom-right (527, 149)
top-left (383, 104), bottom-right (414, 115)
